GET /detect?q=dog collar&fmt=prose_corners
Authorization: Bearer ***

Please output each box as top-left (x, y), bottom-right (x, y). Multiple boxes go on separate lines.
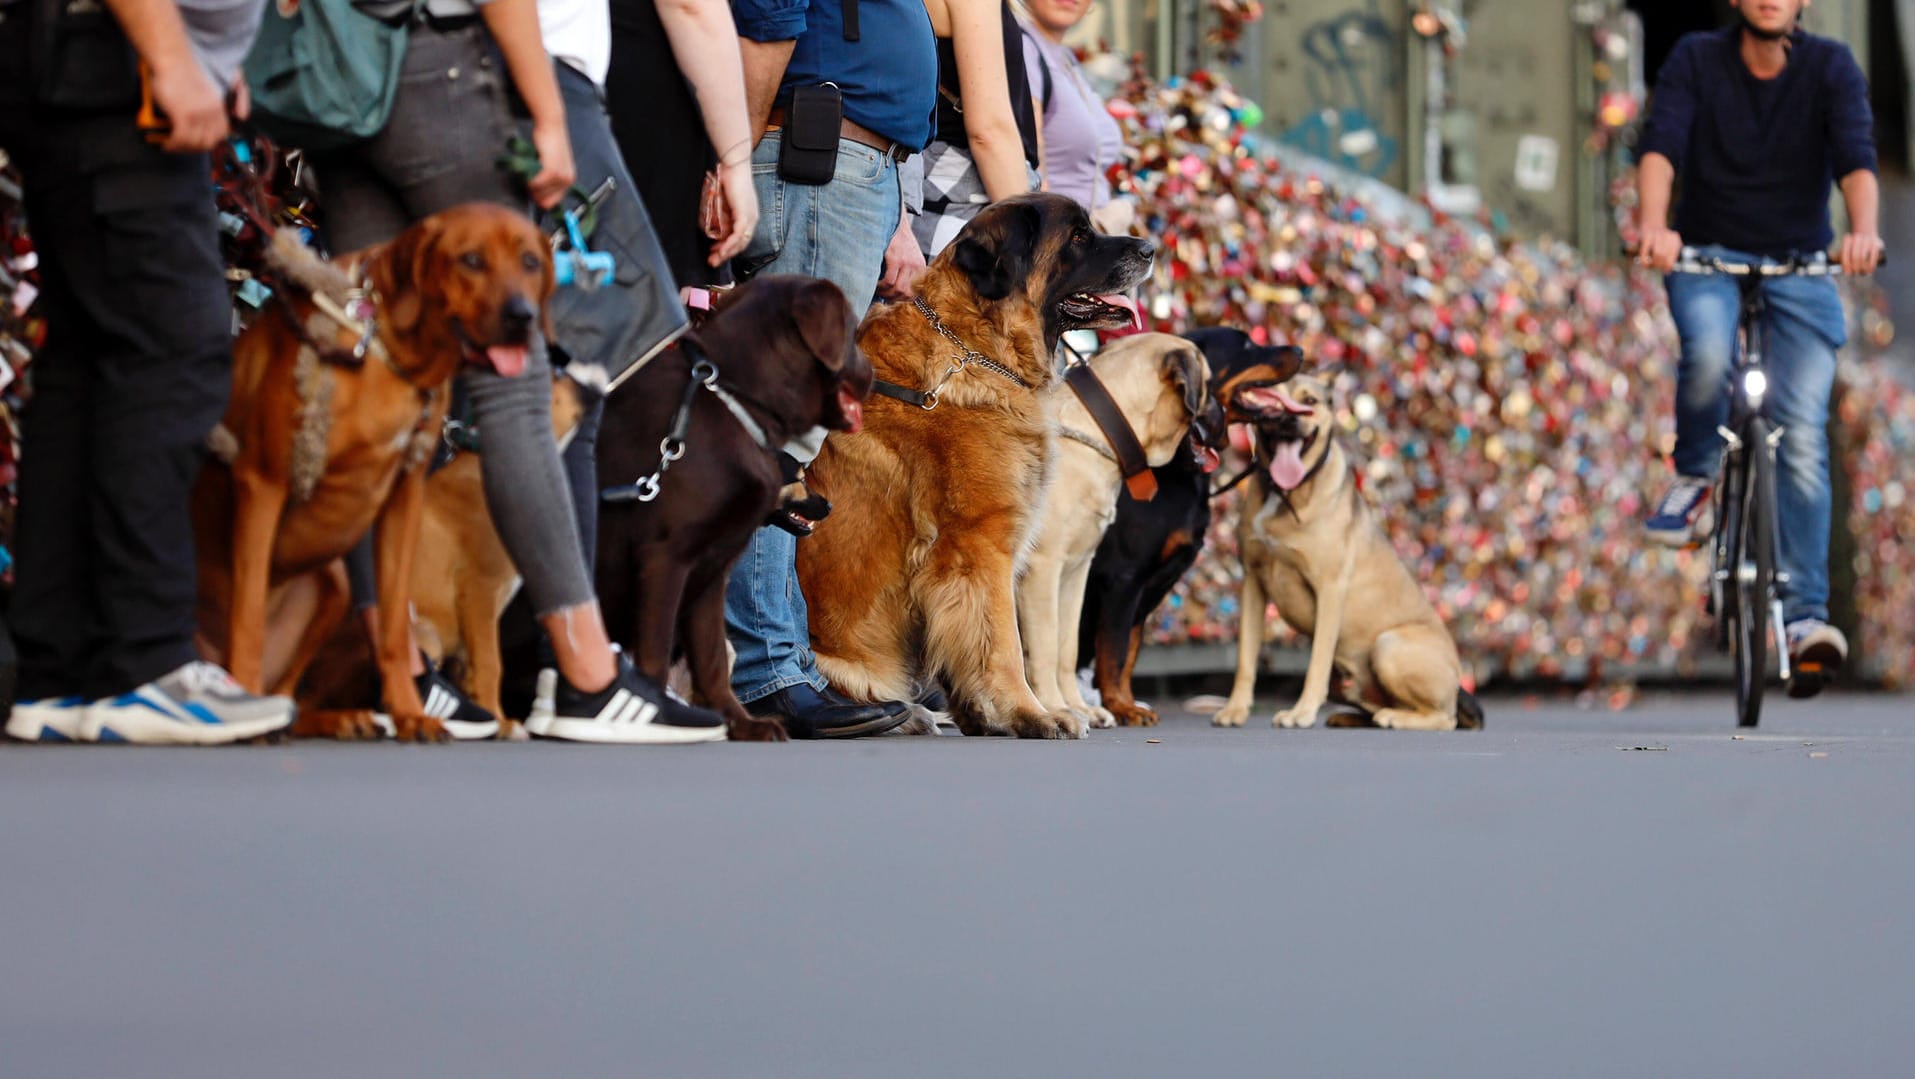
top-left (1061, 362), bottom-right (1158, 501)
top-left (913, 297), bottom-right (1031, 390)
top-left (600, 339), bottom-right (774, 505)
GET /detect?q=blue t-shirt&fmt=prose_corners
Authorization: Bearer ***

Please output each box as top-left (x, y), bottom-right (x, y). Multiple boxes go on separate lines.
top-left (1636, 27), bottom-right (1877, 257)
top-left (733, 0), bottom-right (938, 151)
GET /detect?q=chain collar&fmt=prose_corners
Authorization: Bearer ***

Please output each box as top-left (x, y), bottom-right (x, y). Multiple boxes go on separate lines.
top-left (913, 296), bottom-right (1031, 398)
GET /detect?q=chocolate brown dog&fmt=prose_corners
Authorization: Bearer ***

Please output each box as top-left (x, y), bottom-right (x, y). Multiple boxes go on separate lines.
top-left (594, 276), bottom-right (872, 742)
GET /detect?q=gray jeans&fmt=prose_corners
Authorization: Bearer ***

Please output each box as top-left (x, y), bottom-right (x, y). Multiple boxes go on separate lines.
top-left (315, 24), bottom-right (594, 616)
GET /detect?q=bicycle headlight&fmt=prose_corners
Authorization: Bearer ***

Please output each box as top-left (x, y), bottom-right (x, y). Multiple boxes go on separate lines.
top-left (1743, 369), bottom-right (1769, 400)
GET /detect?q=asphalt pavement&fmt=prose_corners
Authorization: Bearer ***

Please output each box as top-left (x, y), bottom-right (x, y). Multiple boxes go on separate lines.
top-left (4, 692), bottom-right (1912, 1078)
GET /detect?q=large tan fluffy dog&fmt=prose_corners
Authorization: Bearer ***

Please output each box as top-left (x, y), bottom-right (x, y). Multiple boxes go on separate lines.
top-left (798, 193), bottom-right (1154, 739)
top-left (1018, 334), bottom-right (1211, 730)
top-left (1214, 374), bottom-right (1484, 731)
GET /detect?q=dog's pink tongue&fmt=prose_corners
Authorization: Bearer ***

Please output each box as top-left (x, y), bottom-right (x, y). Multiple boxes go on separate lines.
top-left (1269, 442), bottom-right (1308, 490)
top-left (486, 345), bottom-right (529, 377)
top-left (1199, 446), bottom-right (1221, 474)
top-left (1100, 294), bottom-right (1140, 329)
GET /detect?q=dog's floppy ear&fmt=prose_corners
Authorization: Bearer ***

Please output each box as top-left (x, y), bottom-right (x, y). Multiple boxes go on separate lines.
top-left (790, 278), bottom-right (852, 372)
top-left (372, 217), bottom-right (442, 336)
top-left (1163, 344), bottom-right (1209, 416)
top-left (952, 201), bottom-right (1042, 302)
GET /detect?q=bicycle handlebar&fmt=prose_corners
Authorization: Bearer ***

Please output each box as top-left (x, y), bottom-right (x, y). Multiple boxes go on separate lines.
top-left (1670, 246), bottom-right (1887, 277)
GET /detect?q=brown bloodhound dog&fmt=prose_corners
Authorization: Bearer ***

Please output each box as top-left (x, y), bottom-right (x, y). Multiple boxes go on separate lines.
top-left (595, 276), bottom-right (873, 743)
top-left (193, 202), bottom-right (553, 742)
top-left (797, 193), bottom-right (1154, 739)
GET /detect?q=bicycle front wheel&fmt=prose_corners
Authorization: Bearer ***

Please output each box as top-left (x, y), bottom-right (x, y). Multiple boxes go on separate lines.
top-left (1734, 417), bottom-right (1778, 728)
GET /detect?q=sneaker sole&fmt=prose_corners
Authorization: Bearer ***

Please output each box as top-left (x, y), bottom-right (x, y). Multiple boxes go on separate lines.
top-left (1787, 641), bottom-right (1845, 699)
top-left (439, 717), bottom-right (502, 741)
top-left (4, 709), bottom-right (82, 742)
top-left (88, 705), bottom-right (294, 746)
top-left (1645, 527), bottom-right (1698, 549)
top-left (531, 716), bottom-right (727, 745)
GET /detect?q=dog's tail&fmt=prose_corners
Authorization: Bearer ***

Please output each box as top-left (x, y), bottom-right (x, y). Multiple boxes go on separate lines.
top-left (1456, 688), bottom-right (1486, 731)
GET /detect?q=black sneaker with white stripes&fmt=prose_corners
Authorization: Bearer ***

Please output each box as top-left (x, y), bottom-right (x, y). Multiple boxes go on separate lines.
top-left (524, 654), bottom-right (726, 744)
top-left (414, 665), bottom-right (500, 741)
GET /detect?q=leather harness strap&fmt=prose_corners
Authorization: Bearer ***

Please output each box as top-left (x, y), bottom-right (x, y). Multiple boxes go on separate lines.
top-left (1063, 363), bottom-right (1158, 502)
top-left (871, 379), bottom-right (934, 408)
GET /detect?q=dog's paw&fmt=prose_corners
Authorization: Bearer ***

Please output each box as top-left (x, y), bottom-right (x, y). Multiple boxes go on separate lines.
top-left (496, 718), bottom-right (530, 742)
top-left (292, 709), bottom-right (386, 741)
top-left (1086, 706), bottom-right (1117, 730)
top-left (1011, 708), bottom-right (1087, 740)
top-left (727, 712), bottom-right (789, 742)
top-left (1212, 700), bottom-right (1251, 728)
top-left (885, 704), bottom-right (946, 736)
top-left (390, 713), bottom-right (452, 744)
top-left (1109, 700), bottom-right (1160, 727)
top-left (1273, 702), bottom-right (1322, 729)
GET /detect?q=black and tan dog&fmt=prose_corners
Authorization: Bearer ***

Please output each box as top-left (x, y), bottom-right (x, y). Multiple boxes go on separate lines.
top-left (595, 276), bottom-right (873, 742)
top-left (798, 193), bottom-right (1154, 739)
top-left (1213, 373), bottom-right (1484, 731)
top-left (1077, 328), bottom-right (1302, 726)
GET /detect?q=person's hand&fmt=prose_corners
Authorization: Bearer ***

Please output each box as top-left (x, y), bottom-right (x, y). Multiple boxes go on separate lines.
top-left (1090, 197), bottom-right (1136, 236)
top-left (1839, 231), bottom-right (1885, 276)
top-left (1637, 224), bottom-right (1685, 273)
top-left (709, 160), bottom-right (759, 267)
top-left (230, 77), bottom-right (250, 123)
top-left (526, 118), bottom-right (576, 210)
top-left (877, 218), bottom-right (926, 300)
top-left (150, 60), bottom-right (230, 153)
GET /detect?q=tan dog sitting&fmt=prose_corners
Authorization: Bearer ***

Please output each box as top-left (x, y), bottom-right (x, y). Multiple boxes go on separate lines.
top-left (1017, 333), bottom-right (1211, 730)
top-left (1213, 374), bottom-right (1484, 731)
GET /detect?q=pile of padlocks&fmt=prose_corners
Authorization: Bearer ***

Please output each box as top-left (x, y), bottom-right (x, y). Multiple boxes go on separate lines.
top-left (1104, 62), bottom-right (1910, 685)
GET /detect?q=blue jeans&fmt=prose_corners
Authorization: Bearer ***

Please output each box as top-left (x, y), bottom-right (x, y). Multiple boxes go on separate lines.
top-left (725, 134), bottom-right (902, 703)
top-left (1666, 245), bottom-right (1848, 623)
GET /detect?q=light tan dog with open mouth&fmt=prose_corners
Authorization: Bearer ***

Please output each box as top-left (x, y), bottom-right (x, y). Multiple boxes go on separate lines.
top-left (1214, 374), bottom-right (1484, 731)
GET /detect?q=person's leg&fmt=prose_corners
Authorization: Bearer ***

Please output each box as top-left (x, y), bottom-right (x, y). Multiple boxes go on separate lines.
top-left (1762, 273), bottom-right (1846, 626)
top-left (562, 391), bottom-right (605, 572)
top-left (725, 137), bottom-right (907, 733)
top-left (11, 115), bottom-right (291, 743)
top-left (10, 171), bottom-right (103, 704)
top-left (1664, 263), bottom-right (1742, 480)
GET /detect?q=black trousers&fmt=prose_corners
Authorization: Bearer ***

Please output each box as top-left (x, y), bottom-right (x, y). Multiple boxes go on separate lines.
top-left (1, 24), bottom-right (231, 699)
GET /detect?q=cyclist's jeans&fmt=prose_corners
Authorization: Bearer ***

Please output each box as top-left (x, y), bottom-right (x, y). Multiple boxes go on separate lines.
top-left (1666, 245), bottom-right (1848, 623)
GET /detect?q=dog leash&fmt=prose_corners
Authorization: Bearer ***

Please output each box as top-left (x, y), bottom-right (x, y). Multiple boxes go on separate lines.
top-left (870, 298), bottom-right (1030, 410)
top-left (600, 341), bottom-right (774, 505)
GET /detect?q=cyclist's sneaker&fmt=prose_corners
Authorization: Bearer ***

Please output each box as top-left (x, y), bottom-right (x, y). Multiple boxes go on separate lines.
top-left (85, 661), bottom-right (294, 745)
top-left (1786, 619), bottom-right (1847, 699)
top-left (415, 664), bottom-right (500, 741)
top-left (5, 696), bottom-right (90, 742)
top-left (523, 654), bottom-right (726, 744)
top-left (1646, 475), bottom-right (1713, 547)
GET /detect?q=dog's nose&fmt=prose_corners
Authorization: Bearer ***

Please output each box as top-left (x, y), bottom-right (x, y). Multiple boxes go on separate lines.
top-left (1131, 237), bottom-right (1158, 263)
top-left (501, 294), bottom-right (536, 328)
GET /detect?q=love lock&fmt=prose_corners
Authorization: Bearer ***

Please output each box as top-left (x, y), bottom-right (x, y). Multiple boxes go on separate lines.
top-left (553, 207), bottom-right (616, 291)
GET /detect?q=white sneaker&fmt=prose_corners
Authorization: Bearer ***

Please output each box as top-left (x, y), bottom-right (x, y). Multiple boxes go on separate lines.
top-left (83, 661), bottom-right (294, 745)
top-left (1785, 619), bottom-right (1847, 699)
top-left (524, 657), bottom-right (726, 745)
top-left (4, 696), bottom-right (92, 742)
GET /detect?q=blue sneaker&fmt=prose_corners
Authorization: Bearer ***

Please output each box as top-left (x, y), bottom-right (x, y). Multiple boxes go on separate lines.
top-left (84, 661), bottom-right (294, 745)
top-left (5, 696), bottom-right (91, 742)
top-left (1646, 475), bottom-right (1713, 547)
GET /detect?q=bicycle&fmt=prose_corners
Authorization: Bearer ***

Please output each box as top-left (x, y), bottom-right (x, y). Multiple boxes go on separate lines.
top-left (1667, 247), bottom-right (1861, 728)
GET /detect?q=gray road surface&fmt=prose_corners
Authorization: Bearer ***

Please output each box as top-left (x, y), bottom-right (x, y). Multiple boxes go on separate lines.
top-left (3, 693), bottom-right (1912, 1078)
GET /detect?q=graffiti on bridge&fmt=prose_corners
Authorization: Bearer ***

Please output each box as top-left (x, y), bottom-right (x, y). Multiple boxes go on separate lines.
top-left (1277, 0), bottom-right (1402, 178)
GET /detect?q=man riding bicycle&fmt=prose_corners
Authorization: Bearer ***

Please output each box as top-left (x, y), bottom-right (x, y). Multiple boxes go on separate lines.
top-left (1636, 0), bottom-right (1883, 698)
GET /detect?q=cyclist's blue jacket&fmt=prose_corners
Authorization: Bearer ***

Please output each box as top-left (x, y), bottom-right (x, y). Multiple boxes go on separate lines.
top-left (1636, 26), bottom-right (1876, 259)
